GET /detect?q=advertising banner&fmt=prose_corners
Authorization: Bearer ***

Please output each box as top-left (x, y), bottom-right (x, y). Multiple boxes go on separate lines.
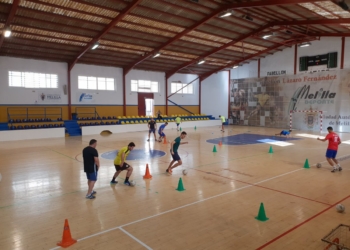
top-left (230, 69), bottom-right (350, 132)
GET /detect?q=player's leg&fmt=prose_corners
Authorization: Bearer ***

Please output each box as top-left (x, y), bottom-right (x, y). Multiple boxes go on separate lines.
top-left (124, 163), bottom-right (133, 185)
top-left (147, 130), bottom-right (151, 141)
top-left (326, 150), bottom-right (337, 172)
top-left (332, 151), bottom-right (341, 171)
top-left (153, 130), bottom-right (157, 140)
top-left (111, 165), bottom-right (122, 184)
top-left (167, 160), bottom-right (175, 174)
top-left (86, 173), bottom-right (97, 199)
top-left (168, 153), bottom-right (182, 174)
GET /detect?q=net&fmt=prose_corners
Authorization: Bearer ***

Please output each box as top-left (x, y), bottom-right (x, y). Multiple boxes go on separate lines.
top-left (322, 224), bottom-right (350, 250)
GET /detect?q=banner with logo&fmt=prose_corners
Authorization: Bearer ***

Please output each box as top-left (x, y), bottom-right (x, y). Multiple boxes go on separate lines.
top-left (77, 93), bottom-right (95, 103)
top-left (38, 92), bottom-right (62, 103)
top-left (230, 69), bottom-right (350, 132)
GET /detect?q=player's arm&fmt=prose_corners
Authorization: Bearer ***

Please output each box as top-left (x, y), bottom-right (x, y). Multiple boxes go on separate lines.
top-left (317, 137), bottom-right (327, 142)
top-left (338, 138), bottom-right (342, 145)
top-left (94, 156), bottom-right (100, 170)
top-left (120, 152), bottom-right (125, 166)
top-left (170, 141), bottom-right (175, 154)
top-left (180, 142), bottom-right (188, 144)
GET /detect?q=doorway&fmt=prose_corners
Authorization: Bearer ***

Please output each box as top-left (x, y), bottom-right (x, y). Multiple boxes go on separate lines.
top-left (137, 93), bottom-right (154, 116)
top-left (145, 98), bottom-right (154, 116)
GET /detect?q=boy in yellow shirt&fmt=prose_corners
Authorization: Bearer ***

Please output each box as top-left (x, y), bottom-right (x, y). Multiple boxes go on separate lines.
top-left (175, 116), bottom-right (181, 131)
top-left (110, 142), bottom-right (135, 186)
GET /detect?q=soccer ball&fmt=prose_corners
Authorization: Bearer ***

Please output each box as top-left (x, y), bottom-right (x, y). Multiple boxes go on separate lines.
top-left (130, 180), bottom-right (136, 187)
top-left (182, 169), bottom-right (188, 175)
top-left (336, 204), bottom-right (345, 213)
top-left (316, 163), bottom-right (322, 168)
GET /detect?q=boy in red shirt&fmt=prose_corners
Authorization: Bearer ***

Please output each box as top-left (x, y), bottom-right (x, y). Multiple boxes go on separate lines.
top-left (317, 126), bottom-right (342, 172)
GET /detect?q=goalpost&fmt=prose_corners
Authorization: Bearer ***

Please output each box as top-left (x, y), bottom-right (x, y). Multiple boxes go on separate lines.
top-left (289, 110), bottom-right (324, 133)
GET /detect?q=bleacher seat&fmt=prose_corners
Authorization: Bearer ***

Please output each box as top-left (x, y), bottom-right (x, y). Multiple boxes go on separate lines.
top-left (106, 122), bottom-right (110, 125)
top-left (107, 116), bottom-right (111, 119)
top-left (121, 121), bottom-right (125, 124)
top-left (18, 125), bottom-right (23, 129)
top-left (8, 119), bottom-right (14, 123)
top-left (94, 122), bottom-right (99, 125)
top-left (54, 124), bottom-right (59, 127)
top-left (10, 125), bottom-right (15, 130)
top-left (31, 125), bottom-right (36, 129)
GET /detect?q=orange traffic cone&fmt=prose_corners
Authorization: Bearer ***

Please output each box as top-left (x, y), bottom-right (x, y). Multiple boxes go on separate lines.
top-left (163, 136), bottom-right (167, 144)
top-left (143, 164), bottom-right (152, 179)
top-left (218, 141), bottom-right (222, 146)
top-left (57, 219), bottom-right (77, 248)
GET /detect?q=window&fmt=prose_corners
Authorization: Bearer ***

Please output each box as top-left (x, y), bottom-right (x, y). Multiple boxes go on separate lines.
top-left (131, 80), bottom-right (158, 93)
top-left (9, 71), bottom-right (58, 88)
top-left (171, 82), bottom-right (193, 94)
top-left (78, 76), bottom-right (115, 91)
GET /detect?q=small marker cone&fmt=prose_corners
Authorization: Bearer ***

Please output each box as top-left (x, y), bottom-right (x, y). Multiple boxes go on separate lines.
top-left (303, 159), bottom-right (310, 169)
top-left (218, 141), bottom-right (222, 146)
top-left (163, 136), bottom-right (167, 144)
top-left (176, 177), bottom-right (185, 191)
top-left (213, 145), bottom-right (217, 152)
top-left (268, 146), bottom-right (273, 154)
top-left (194, 126), bottom-right (197, 130)
top-left (255, 203), bottom-right (269, 222)
top-left (57, 219), bottom-right (77, 248)
top-left (143, 164), bottom-right (152, 179)
top-left (180, 127), bottom-right (182, 132)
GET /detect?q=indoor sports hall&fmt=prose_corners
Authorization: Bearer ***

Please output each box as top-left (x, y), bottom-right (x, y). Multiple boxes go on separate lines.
top-left (1, 1), bottom-right (350, 250)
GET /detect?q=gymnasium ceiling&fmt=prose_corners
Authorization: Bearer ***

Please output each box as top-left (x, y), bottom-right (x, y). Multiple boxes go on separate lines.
top-left (1, 0), bottom-right (350, 80)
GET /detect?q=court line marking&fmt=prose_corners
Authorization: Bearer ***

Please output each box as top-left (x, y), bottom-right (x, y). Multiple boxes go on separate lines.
top-left (119, 228), bottom-right (152, 250)
top-left (256, 195), bottom-right (350, 250)
top-left (194, 169), bottom-right (331, 206)
top-left (50, 167), bottom-right (303, 249)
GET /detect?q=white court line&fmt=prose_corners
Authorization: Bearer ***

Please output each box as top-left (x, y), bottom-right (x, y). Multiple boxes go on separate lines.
top-left (119, 228), bottom-right (153, 250)
top-left (50, 167), bottom-right (306, 250)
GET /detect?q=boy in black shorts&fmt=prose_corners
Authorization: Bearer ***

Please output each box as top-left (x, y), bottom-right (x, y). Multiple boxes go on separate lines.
top-left (166, 132), bottom-right (188, 175)
top-left (110, 142), bottom-right (135, 186)
top-left (147, 118), bottom-right (157, 141)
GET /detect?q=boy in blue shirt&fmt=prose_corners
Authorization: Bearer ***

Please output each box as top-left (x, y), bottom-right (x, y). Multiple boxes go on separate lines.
top-left (275, 129), bottom-right (292, 137)
top-left (158, 122), bottom-right (168, 142)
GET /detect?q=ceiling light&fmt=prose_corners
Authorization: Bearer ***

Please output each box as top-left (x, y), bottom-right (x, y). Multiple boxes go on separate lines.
top-left (91, 43), bottom-right (99, 50)
top-left (198, 60), bottom-right (205, 65)
top-left (219, 10), bottom-right (233, 18)
top-left (232, 65), bottom-right (238, 69)
top-left (153, 52), bottom-right (161, 58)
top-left (4, 28), bottom-right (11, 38)
top-left (299, 42), bottom-right (311, 48)
top-left (263, 34), bottom-right (272, 39)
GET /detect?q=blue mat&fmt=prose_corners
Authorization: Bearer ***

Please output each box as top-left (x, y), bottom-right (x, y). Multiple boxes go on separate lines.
top-left (101, 149), bottom-right (166, 160)
top-left (206, 133), bottom-right (300, 146)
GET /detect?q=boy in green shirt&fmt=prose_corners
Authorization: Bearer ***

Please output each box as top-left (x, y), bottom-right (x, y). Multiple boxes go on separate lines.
top-left (175, 116), bottom-right (181, 131)
top-left (219, 115), bottom-right (226, 132)
top-left (166, 131), bottom-right (188, 175)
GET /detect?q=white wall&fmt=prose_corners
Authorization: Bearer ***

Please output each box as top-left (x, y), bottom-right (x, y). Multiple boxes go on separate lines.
top-left (125, 69), bottom-right (166, 105)
top-left (230, 60), bottom-right (258, 79)
top-left (167, 73), bottom-right (199, 106)
top-left (0, 56), bottom-right (68, 105)
top-left (201, 71), bottom-right (229, 119)
top-left (71, 64), bottom-right (123, 105)
top-left (260, 46), bottom-right (294, 76)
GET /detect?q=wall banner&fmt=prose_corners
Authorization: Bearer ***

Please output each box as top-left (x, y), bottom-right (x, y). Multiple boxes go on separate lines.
top-left (38, 92), bottom-right (62, 103)
top-left (230, 69), bottom-right (350, 132)
top-left (77, 93), bottom-right (95, 103)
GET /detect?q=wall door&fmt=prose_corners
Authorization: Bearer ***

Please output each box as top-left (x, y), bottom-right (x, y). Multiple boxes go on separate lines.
top-left (137, 93), bottom-right (154, 116)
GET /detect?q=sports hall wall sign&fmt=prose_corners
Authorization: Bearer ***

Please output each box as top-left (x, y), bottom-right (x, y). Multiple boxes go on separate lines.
top-left (229, 69), bottom-right (350, 132)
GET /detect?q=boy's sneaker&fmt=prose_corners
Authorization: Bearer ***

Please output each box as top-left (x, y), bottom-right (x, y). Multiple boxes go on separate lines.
top-left (110, 180), bottom-right (118, 184)
top-left (92, 190), bottom-right (96, 195)
top-left (86, 194), bottom-right (95, 199)
top-left (166, 168), bottom-right (172, 175)
top-left (331, 168), bottom-right (338, 173)
top-left (338, 166), bottom-right (342, 171)
top-left (147, 139), bottom-right (150, 141)
top-left (124, 181), bottom-right (131, 186)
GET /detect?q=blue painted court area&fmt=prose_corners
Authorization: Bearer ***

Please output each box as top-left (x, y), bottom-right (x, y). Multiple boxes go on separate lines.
top-left (206, 133), bottom-right (300, 146)
top-left (101, 149), bottom-right (166, 160)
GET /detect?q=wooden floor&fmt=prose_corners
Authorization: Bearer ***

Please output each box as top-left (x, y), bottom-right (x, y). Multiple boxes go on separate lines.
top-left (1, 125), bottom-right (350, 250)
